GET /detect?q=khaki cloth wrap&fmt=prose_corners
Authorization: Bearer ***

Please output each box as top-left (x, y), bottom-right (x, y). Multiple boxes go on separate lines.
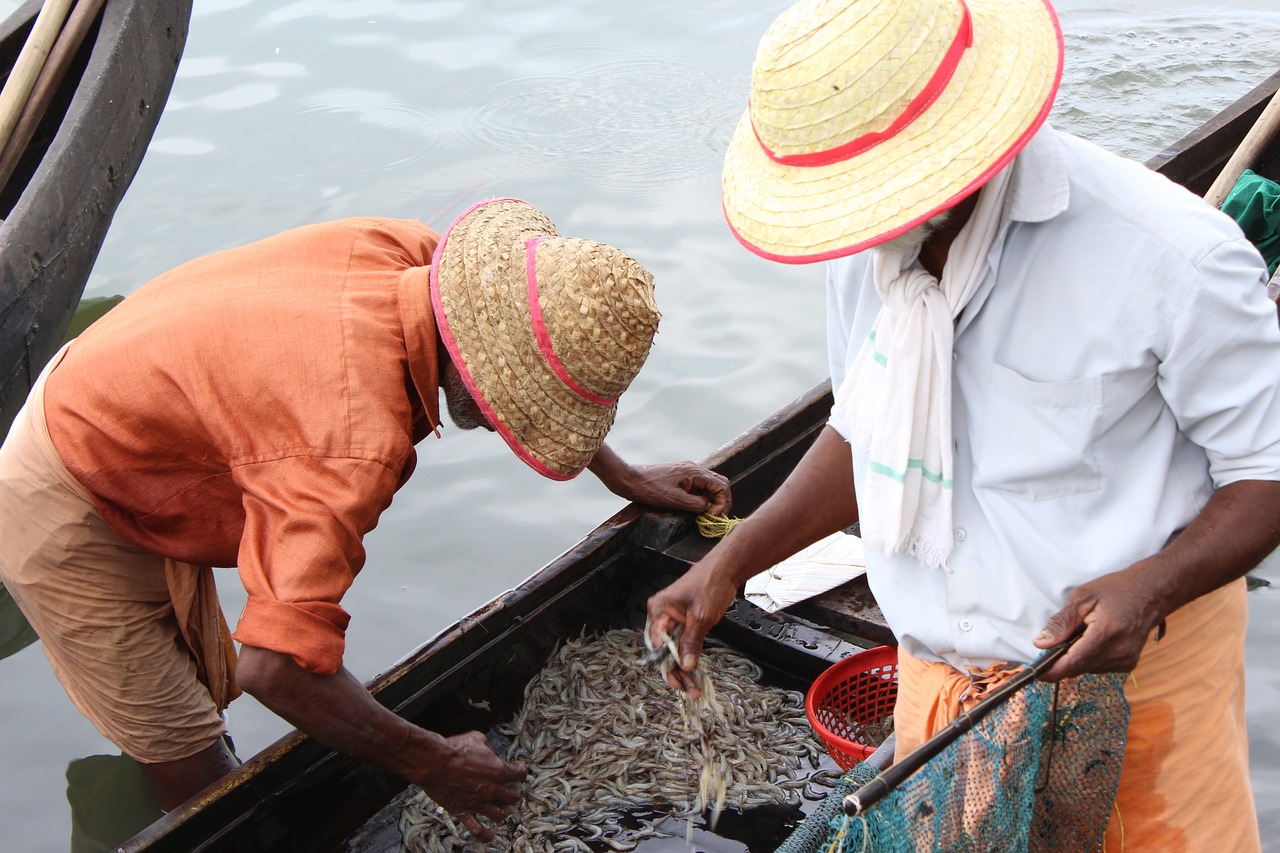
top-left (0, 346), bottom-right (239, 763)
top-left (892, 577), bottom-right (1259, 853)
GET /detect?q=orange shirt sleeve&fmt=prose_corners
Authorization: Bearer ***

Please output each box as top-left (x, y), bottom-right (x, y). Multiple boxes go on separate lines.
top-left (229, 453), bottom-right (404, 675)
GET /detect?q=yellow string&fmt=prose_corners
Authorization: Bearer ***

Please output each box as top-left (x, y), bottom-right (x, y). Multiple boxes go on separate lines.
top-left (695, 513), bottom-right (743, 539)
top-left (824, 817), bottom-right (850, 853)
top-left (1102, 800), bottom-right (1124, 851)
top-left (823, 814), bottom-right (870, 853)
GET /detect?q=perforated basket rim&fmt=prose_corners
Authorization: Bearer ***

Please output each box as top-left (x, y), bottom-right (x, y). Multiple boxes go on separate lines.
top-left (805, 644), bottom-right (899, 767)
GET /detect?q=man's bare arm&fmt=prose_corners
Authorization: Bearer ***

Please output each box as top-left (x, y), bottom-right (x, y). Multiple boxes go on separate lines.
top-left (646, 426), bottom-right (858, 692)
top-left (1036, 478), bottom-right (1280, 680)
top-left (588, 442), bottom-right (732, 515)
top-left (236, 645), bottom-right (526, 841)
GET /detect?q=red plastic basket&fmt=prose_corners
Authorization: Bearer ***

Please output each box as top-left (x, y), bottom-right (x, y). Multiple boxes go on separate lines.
top-left (805, 645), bottom-right (899, 770)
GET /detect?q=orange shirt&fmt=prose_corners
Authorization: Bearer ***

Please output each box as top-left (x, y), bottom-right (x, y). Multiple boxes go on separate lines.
top-left (43, 218), bottom-right (443, 675)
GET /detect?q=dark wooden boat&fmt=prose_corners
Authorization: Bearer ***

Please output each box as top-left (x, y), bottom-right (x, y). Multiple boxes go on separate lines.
top-left (0, 0), bottom-right (192, 438)
top-left (121, 69), bottom-right (1280, 852)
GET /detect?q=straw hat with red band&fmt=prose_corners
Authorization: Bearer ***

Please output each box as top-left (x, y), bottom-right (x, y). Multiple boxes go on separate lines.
top-left (722, 0), bottom-right (1064, 263)
top-left (429, 198), bottom-right (660, 480)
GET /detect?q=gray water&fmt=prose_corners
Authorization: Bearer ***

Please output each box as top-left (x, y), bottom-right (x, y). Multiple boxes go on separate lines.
top-left (1, 1), bottom-right (1279, 850)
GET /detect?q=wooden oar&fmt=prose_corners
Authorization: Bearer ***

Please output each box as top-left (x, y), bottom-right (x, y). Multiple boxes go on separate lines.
top-left (0, 0), bottom-right (76, 160)
top-left (0, 0), bottom-right (105, 193)
top-left (1204, 86), bottom-right (1280, 209)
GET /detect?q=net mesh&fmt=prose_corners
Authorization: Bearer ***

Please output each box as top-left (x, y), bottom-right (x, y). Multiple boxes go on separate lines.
top-left (777, 673), bottom-right (1129, 853)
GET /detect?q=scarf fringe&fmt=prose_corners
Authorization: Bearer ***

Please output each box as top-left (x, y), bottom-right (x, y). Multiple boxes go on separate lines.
top-left (861, 530), bottom-right (954, 572)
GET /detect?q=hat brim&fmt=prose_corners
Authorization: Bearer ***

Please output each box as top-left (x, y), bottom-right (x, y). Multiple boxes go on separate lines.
top-left (430, 198), bottom-right (617, 480)
top-left (722, 0), bottom-right (1063, 263)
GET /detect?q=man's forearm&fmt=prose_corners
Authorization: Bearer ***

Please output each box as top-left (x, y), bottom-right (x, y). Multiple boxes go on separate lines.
top-left (698, 425), bottom-right (858, 588)
top-left (236, 645), bottom-right (442, 780)
top-left (236, 645), bottom-right (526, 839)
top-left (586, 442), bottom-right (633, 495)
top-left (1037, 478), bottom-right (1280, 679)
top-left (1144, 478), bottom-right (1280, 617)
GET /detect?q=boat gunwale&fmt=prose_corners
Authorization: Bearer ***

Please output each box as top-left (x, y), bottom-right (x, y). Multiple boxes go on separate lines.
top-left (0, 0), bottom-right (193, 436)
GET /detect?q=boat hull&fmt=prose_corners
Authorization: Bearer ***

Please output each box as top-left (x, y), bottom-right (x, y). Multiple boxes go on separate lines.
top-left (0, 0), bottom-right (192, 437)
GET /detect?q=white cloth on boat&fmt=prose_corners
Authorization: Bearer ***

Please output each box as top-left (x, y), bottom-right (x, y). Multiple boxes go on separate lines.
top-left (826, 124), bottom-right (1280, 670)
top-left (833, 165), bottom-right (1012, 570)
top-left (743, 530), bottom-right (866, 613)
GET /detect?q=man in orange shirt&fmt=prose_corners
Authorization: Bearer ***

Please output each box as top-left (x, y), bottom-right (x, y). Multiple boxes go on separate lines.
top-left (0, 198), bottom-right (729, 839)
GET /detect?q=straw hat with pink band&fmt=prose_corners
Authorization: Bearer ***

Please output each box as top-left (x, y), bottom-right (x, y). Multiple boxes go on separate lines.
top-left (429, 198), bottom-right (661, 480)
top-left (721, 0), bottom-right (1064, 263)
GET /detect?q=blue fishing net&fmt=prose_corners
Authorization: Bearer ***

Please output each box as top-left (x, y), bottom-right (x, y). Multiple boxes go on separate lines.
top-left (777, 673), bottom-right (1129, 853)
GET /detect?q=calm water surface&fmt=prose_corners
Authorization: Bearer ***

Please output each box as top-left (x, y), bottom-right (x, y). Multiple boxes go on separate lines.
top-left (2, 1), bottom-right (1279, 850)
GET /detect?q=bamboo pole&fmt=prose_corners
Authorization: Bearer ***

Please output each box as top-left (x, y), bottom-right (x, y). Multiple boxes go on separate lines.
top-left (1204, 87), bottom-right (1280, 208)
top-left (0, 0), bottom-right (104, 192)
top-left (0, 0), bottom-right (76, 159)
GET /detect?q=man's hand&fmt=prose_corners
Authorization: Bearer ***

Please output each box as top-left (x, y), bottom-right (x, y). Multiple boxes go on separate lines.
top-left (236, 646), bottom-right (526, 841)
top-left (614, 460), bottom-right (732, 515)
top-left (588, 443), bottom-right (731, 514)
top-left (1034, 479), bottom-right (1280, 682)
top-left (643, 427), bottom-right (860, 696)
top-left (645, 562), bottom-right (740, 697)
top-left (1032, 562), bottom-right (1166, 682)
top-left (414, 731), bottom-right (527, 841)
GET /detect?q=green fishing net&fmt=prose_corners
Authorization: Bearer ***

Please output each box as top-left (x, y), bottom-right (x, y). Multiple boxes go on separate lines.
top-left (777, 672), bottom-right (1129, 853)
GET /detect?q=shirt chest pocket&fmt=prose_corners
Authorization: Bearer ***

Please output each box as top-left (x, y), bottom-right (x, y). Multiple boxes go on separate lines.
top-left (972, 363), bottom-right (1103, 501)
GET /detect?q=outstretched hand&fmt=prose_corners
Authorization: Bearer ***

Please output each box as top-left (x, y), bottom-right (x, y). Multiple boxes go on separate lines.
top-left (234, 648), bottom-right (528, 843)
top-left (645, 563), bottom-right (739, 697)
top-left (416, 731), bottom-right (528, 841)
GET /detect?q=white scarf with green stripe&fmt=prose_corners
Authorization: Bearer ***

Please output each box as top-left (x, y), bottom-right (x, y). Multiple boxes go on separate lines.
top-left (835, 167), bottom-right (1012, 569)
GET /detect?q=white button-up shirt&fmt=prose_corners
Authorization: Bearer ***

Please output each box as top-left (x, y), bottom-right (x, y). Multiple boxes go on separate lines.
top-left (827, 126), bottom-right (1280, 669)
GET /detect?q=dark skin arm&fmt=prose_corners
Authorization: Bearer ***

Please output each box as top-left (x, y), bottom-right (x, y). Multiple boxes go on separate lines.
top-left (1035, 478), bottom-right (1280, 680)
top-left (236, 645), bottom-right (526, 841)
top-left (645, 426), bottom-right (857, 694)
top-left (441, 357), bottom-right (730, 514)
top-left (588, 442), bottom-right (732, 515)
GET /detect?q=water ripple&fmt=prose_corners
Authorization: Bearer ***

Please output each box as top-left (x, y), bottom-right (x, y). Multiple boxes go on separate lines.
top-left (1056, 9), bottom-right (1280, 158)
top-left (460, 53), bottom-right (744, 192)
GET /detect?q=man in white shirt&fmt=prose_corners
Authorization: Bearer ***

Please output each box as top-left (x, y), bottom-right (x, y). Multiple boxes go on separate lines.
top-left (646, 0), bottom-right (1279, 848)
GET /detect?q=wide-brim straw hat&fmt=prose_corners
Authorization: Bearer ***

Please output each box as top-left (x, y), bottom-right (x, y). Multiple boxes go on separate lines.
top-left (430, 198), bottom-right (660, 479)
top-left (722, 0), bottom-right (1064, 263)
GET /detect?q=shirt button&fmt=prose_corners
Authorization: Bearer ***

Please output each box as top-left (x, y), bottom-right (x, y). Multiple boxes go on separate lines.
top-left (954, 528), bottom-right (966, 541)
top-left (959, 618), bottom-right (974, 632)
top-left (952, 351), bottom-right (959, 364)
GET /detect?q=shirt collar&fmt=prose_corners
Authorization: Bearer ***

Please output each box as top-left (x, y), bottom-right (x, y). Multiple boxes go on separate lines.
top-left (398, 264), bottom-right (443, 439)
top-left (951, 126), bottom-right (1068, 338)
top-left (1004, 123), bottom-right (1071, 224)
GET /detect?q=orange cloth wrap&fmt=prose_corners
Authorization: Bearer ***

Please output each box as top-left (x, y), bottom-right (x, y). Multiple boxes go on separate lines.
top-left (0, 348), bottom-right (235, 762)
top-left (891, 578), bottom-right (1259, 852)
